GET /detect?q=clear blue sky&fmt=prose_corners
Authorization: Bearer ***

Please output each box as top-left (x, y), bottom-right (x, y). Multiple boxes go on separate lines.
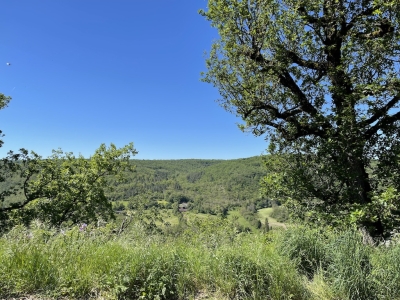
top-left (0, 0), bottom-right (267, 159)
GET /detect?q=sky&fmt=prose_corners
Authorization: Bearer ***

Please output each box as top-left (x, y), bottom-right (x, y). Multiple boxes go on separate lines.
top-left (0, 0), bottom-right (268, 159)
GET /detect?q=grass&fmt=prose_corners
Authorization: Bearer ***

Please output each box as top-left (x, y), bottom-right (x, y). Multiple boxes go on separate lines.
top-left (257, 207), bottom-right (286, 229)
top-left (1, 219), bottom-right (400, 299)
top-left (227, 209), bottom-right (258, 231)
top-left (0, 219), bottom-right (307, 299)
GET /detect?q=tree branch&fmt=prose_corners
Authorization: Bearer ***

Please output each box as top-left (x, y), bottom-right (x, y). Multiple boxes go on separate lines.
top-left (362, 94), bottom-right (400, 127)
top-left (341, 5), bottom-right (379, 36)
top-left (365, 110), bottom-right (400, 139)
top-left (1, 196), bottom-right (35, 212)
top-left (243, 102), bottom-right (326, 140)
top-left (285, 50), bottom-right (327, 71)
top-left (277, 70), bottom-right (321, 118)
top-left (298, 6), bottom-right (324, 25)
top-left (250, 50), bottom-right (320, 117)
top-left (356, 18), bottom-right (395, 39)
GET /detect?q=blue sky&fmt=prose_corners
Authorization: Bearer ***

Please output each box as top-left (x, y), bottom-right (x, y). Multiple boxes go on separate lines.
top-left (0, 0), bottom-right (267, 159)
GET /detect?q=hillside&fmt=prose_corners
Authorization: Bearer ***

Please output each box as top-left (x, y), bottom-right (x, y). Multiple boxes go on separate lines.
top-left (107, 156), bottom-right (268, 214)
top-left (1, 156), bottom-right (269, 215)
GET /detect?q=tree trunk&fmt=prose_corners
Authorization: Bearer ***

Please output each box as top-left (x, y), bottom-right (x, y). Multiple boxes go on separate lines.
top-left (350, 157), bottom-right (385, 238)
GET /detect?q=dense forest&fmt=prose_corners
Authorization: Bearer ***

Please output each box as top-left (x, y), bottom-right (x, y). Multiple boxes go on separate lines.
top-left (1, 156), bottom-right (269, 212)
top-left (0, 156), bottom-right (272, 231)
top-left (107, 157), bottom-right (270, 214)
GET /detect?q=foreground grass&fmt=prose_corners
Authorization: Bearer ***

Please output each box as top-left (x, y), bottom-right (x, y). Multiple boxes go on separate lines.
top-left (0, 219), bottom-right (306, 300)
top-left (1, 218), bottom-right (400, 299)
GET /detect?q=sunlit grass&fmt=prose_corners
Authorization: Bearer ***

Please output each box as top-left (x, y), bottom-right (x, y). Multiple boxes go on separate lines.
top-left (1, 220), bottom-right (400, 299)
top-left (257, 207), bottom-right (286, 229)
top-left (227, 209), bottom-right (257, 231)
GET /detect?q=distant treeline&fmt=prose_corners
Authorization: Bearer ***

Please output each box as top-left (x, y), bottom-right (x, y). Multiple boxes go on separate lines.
top-left (108, 156), bottom-right (271, 214)
top-left (1, 156), bottom-right (274, 224)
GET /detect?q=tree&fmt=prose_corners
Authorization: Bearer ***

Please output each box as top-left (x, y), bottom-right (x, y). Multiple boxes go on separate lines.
top-left (0, 93), bottom-right (23, 217)
top-left (0, 93), bottom-right (11, 148)
top-left (0, 93), bottom-right (138, 231)
top-left (0, 143), bottom-right (137, 230)
top-left (264, 217), bottom-right (270, 232)
top-left (201, 0), bottom-right (400, 237)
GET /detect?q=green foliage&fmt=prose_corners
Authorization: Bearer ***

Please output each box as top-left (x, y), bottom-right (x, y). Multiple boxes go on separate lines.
top-left (240, 204), bottom-right (262, 229)
top-left (0, 143), bottom-right (137, 231)
top-left (0, 93), bottom-right (11, 110)
top-left (0, 92), bottom-right (24, 208)
top-left (0, 93), bottom-right (11, 148)
top-left (350, 188), bottom-right (400, 234)
top-left (0, 91), bottom-right (138, 231)
top-left (107, 156), bottom-right (267, 215)
top-left (201, 0), bottom-right (400, 237)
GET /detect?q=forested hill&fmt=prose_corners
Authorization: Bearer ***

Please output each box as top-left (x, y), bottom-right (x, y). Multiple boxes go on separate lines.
top-left (108, 156), bottom-right (268, 214)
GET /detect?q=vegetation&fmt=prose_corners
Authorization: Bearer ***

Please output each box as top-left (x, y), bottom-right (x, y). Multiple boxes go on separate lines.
top-left (269, 206), bottom-right (290, 223)
top-left (201, 0), bottom-right (400, 237)
top-left (1, 218), bottom-right (400, 300)
top-left (0, 93), bottom-right (11, 149)
top-left (1, 93), bottom-right (138, 233)
top-left (0, 144), bottom-right (137, 233)
top-left (106, 156), bottom-right (268, 215)
top-left (2, 1), bottom-right (400, 298)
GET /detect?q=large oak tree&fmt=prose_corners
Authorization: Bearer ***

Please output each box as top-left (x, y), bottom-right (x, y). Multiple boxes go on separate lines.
top-left (201, 0), bottom-right (400, 237)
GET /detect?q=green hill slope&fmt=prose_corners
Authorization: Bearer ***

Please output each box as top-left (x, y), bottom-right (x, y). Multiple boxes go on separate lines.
top-left (108, 156), bottom-right (268, 214)
top-left (1, 157), bottom-right (269, 215)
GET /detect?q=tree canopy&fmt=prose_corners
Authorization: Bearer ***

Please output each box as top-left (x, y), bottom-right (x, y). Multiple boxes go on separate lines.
top-left (0, 92), bottom-right (138, 231)
top-left (0, 143), bottom-right (137, 231)
top-left (201, 0), bottom-right (400, 237)
top-left (0, 93), bottom-right (11, 149)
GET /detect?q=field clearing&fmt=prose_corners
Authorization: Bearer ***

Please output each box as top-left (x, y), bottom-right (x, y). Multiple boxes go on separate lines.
top-left (257, 207), bottom-right (286, 229)
top-left (117, 207), bottom-right (284, 231)
top-left (227, 209), bottom-right (257, 231)
top-left (158, 210), bottom-right (218, 226)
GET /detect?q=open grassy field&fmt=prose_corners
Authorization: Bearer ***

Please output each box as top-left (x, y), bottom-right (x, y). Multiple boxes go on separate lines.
top-left (257, 207), bottom-right (287, 229)
top-left (227, 209), bottom-right (258, 232)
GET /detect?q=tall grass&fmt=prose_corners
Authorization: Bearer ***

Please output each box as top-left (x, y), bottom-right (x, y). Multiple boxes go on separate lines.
top-left (1, 220), bottom-right (400, 299)
top-left (0, 219), bottom-right (307, 299)
top-left (371, 238), bottom-right (400, 299)
top-left (327, 230), bottom-right (374, 300)
top-left (278, 226), bottom-right (400, 300)
top-left (276, 226), bottom-right (331, 278)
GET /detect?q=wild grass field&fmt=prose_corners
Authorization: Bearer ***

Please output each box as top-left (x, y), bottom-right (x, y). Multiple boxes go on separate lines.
top-left (1, 216), bottom-right (400, 300)
top-left (257, 208), bottom-right (286, 230)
